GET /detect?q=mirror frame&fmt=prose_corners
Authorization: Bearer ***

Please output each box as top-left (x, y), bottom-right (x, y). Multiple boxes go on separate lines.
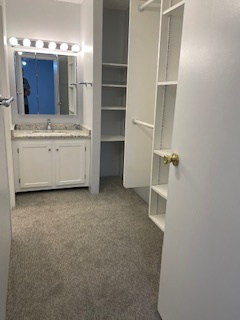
top-left (8, 46), bottom-right (81, 123)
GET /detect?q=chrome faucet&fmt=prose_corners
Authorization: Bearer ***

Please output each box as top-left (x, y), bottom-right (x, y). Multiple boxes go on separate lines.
top-left (47, 119), bottom-right (52, 130)
top-left (0, 95), bottom-right (14, 107)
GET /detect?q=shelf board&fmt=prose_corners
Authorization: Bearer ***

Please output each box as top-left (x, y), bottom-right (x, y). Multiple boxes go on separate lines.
top-left (102, 83), bottom-right (127, 88)
top-left (163, 1), bottom-right (185, 16)
top-left (101, 107), bottom-right (126, 111)
top-left (102, 62), bottom-right (128, 68)
top-left (158, 81), bottom-right (178, 86)
top-left (101, 135), bottom-right (125, 142)
top-left (154, 149), bottom-right (171, 157)
top-left (152, 184), bottom-right (168, 200)
top-left (149, 214), bottom-right (166, 232)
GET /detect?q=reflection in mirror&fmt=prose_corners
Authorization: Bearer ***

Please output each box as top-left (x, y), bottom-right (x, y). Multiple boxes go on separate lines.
top-left (14, 52), bottom-right (77, 115)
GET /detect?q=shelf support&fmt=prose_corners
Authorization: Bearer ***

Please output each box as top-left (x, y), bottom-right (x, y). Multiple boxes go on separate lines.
top-left (132, 119), bottom-right (154, 129)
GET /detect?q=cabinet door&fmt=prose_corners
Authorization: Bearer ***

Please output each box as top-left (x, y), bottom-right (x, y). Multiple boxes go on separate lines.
top-left (55, 141), bottom-right (86, 186)
top-left (18, 142), bottom-right (53, 188)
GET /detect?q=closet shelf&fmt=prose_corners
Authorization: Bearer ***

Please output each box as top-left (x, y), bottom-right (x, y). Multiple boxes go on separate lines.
top-left (163, 1), bottom-right (185, 16)
top-left (154, 149), bottom-right (171, 157)
top-left (102, 83), bottom-right (127, 88)
top-left (102, 63), bottom-right (128, 68)
top-left (102, 107), bottom-right (126, 111)
top-left (158, 81), bottom-right (178, 86)
top-left (149, 214), bottom-right (166, 232)
top-left (101, 135), bottom-right (125, 142)
top-left (152, 184), bottom-right (168, 199)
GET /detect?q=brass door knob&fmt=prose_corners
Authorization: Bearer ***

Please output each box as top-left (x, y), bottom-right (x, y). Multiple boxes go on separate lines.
top-left (163, 153), bottom-right (179, 166)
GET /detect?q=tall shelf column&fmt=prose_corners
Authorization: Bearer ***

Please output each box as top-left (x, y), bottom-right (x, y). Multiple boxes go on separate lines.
top-left (149, 0), bottom-right (185, 232)
top-left (100, 4), bottom-right (129, 178)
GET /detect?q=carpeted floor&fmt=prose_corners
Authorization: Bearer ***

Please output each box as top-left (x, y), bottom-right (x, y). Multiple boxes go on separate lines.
top-left (6, 178), bottom-right (163, 320)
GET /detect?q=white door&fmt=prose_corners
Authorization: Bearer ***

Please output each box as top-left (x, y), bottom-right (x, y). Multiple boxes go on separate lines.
top-left (0, 105), bottom-right (11, 320)
top-left (0, 2), bottom-right (11, 319)
top-left (158, 1), bottom-right (240, 320)
top-left (55, 141), bottom-right (86, 186)
top-left (19, 142), bottom-right (53, 188)
top-left (0, 103), bottom-right (11, 320)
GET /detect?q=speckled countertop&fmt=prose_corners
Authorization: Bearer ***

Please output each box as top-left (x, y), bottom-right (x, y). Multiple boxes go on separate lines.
top-left (11, 124), bottom-right (91, 140)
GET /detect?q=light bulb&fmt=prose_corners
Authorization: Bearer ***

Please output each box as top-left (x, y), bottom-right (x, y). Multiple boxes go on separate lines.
top-left (48, 41), bottom-right (57, 50)
top-left (35, 40), bottom-right (44, 48)
top-left (18, 52), bottom-right (23, 56)
top-left (23, 38), bottom-right (31, 47)
top-left (71, 44), bottom-right (80, 52)
top-left (9, 37), bottom-right (18, 46)
top-left (60, 43), bottom-right (68, 51)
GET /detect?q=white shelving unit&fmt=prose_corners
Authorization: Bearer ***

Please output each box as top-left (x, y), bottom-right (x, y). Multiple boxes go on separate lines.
top-left (100, 3), bottom-right (129, 177)
top-left (162, 1), bottom-right (185, 16)
top-left (102, 84), bottom-right (127, 88)
top-left (152, 184), bottom-right (168, 199)
top-left (102, 62), bottom-right (128, 68)
top-left (101, 135), bottom-right (125, 142)
top-left (154, 149), bottom-right (171, 157)
top-left (149, 214), bottom-right (166, 232)
top-left (101, 107), bottom-right (126, 111)
top-left (161, 0), bottom-right (184, 11)
top-left (158, 81), bottom-right (178, 86)
top-left (149, 0), bottom-right (185, 232)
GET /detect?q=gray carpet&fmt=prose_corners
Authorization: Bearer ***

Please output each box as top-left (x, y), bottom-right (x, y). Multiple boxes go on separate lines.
top-left (6, 178), bottom-right (163, 320)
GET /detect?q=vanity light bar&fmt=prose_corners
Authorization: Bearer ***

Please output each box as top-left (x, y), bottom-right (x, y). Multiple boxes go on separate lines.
top-left (8, 37), bottom-right (81, 53)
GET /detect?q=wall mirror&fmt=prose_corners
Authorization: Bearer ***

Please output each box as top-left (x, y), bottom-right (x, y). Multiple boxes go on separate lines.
top-left (14, 51), bottom-right (77, 115)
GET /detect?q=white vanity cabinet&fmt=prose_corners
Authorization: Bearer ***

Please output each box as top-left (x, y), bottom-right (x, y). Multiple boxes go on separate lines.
top-left (12, 139), bottom-right (90, 192)
top-left (55, 141), bottom-right (86, 186)
top-left (17, 141), bottom-right (53, 189)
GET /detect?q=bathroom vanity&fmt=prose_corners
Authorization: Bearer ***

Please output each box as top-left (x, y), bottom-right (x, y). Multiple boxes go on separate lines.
top-left (12, 124), bottom-right (90, 192)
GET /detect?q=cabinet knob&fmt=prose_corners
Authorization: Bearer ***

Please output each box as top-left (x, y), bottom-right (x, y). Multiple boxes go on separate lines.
top-left (56, 149), bottom-right (59, 151)
top-left (48, 149), bottom-right (51, 151)
top-left (163, 152), bottom-right (179, 166)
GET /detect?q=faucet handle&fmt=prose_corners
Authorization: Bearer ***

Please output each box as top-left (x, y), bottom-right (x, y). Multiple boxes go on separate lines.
top-left (47, 119), bottom-right (52, 130)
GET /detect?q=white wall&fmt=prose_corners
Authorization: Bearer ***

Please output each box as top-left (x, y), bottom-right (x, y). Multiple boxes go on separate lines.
top-left (79, 0), bottom-right (102, 193)
top-left (134, 187), bottom-right (150, 204)
top-left (5, 0), bottom-right (83, 196)
top-left (123, 0), bottom-right (159, 188)
top-left (5, 0), bottom-right (102, 193)
top-left (5, 0), bottom-right (83, 124)
top-left (5, 0), bottom-right (81, 43)
top-left (79, 0), bottom-right (93, 129)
